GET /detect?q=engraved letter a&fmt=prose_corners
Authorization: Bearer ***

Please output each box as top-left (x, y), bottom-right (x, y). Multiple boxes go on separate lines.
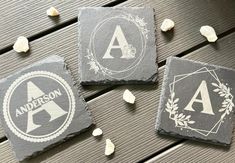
top-left (26, 81), bottom-right (67, 133)
top-left (184, 80), bottom-right (215, 115)
top-left (103, 25), bottom-right (134, 59)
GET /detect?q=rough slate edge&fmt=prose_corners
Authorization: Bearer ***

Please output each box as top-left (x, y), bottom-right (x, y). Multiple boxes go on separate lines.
top-left (0, 0), bottom-right (233, 141)
top-left (6, 33), bottom-right (235, 162)
top-left (0, 32), bottom-right (235, 163)
top-left (0, 55), bottom-right (94, 162)
top-left (0, 24), bottom-right (106, 99)
top-left (0, 24), bottom-right (106, 140)
top-left (78, 7), bottom-right (158, 86)
top-left (0, 0), bottom-right (233, 142)
top-left (153, 33), bottom-right (235, 163)
top-left (0, 2), bottom-right (233, 159)
top-left (156, 57), bottom-right (235, 147)
top-left (30, 31), bottom-right (234, 162)
top-left (0, 0), bottom-right (117, 49)
top-left (0, 67), bottom-right (178, 163)
top-left (0, 0), bottom-right (232, 107)
top-left (119, 0), bottom-right (235, 63)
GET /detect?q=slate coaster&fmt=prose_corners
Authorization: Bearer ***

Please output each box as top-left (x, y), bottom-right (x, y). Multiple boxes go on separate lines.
top-left (0, 55), bottom-right (93, 161)
top-left (78, 7), bottom-right (158, 85)
top-left (156, 57), bottom-right (235, 146)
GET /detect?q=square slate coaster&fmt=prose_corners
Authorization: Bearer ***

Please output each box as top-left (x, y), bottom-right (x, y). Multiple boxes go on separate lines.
top-left (156, 57), bottom-right (235, 146)
top-left (78, 7), bottom-right (158, 85)
top-left (0, 55), bottom-right (93, 161)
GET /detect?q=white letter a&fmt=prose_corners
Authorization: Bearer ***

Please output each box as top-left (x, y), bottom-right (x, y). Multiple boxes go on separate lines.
top-left (184, 80), bottom-right (214, 115)
top-left (26, 81), bottom-right (67, 133)
top-left (103, 25), bottom-right (134, 59)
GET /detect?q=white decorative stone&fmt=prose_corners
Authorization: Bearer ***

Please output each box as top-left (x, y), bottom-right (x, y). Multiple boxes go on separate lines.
top-left (123, 89), bottom-right (135, 104)
top-left (105, 139), bottom-right (115, 156)
top-left (92, 128), bottom-right (103, 137)
top-left (200, 25), bottom-right (218, 42)
top-left (160, 19), bottom-right (175, 32)
top-left (13, 36), bottom-right (29, 53)
top-left (47, 7), bottom-right (59, 16)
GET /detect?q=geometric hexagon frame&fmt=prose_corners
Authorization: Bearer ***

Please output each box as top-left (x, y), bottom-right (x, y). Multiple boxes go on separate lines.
top-left (166, 67), bottom-right (234, 137)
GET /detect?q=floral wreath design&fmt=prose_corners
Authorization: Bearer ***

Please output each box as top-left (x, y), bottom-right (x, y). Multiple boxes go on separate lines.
top-left (165, 68), bottom-right (234, 136)
top-left (85, 12), bottom-right (149, 79)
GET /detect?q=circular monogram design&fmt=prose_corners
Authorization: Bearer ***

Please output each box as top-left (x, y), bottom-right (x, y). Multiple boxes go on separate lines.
top-left (85, 11), bottom-right (149, 79)
top-left (3, 71), bottom-right (75, 142)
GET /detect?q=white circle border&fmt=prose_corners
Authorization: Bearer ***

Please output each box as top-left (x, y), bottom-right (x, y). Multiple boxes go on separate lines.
top-left (92, 16), bottom-right (144, 73)
top-left (87, 12), bottom-right (148, 79)
top-left (3, 71), bottom-right (76, 142)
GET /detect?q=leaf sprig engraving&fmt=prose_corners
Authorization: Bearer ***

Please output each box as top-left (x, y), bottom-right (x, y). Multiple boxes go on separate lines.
top-left (166, 92), bottom-right (195, 128)
top-left (86, 49), bottom-right (113, 75)
top-left (86, 13), bottom-right (149, 76)
top-left (121, 14), bottom-right (149, 39)
top-left (212, 82), bottom-right (234, 119)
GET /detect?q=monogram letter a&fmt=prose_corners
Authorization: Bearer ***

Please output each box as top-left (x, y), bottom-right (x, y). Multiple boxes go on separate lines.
top-left (103, 25), bottom-right (135, 59)
top-left (26, 81), bottom-right (67, 133)
top-left (184, 80), bottom-right (215, 115)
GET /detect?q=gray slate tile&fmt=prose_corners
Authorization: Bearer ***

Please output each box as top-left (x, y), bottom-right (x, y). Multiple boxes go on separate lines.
top-left (0, 55), bottom-right (92, 161)
top-left (78, 7), bottom-right (158, 85)
top-left (156, 57), bottom-right (235, 146)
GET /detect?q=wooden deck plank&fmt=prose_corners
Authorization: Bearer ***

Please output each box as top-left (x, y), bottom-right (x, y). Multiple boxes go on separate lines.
top-left (0, 0), bottom-right (234, 161)
top-left (0, 24), bottom-right (108, 139)
top-left (0, 0), bottom-right (117, 50)
top-left (0, 28), bottom-right (234, 163)
top-left (0, 24), bottom-right (107, 99)
top-left (0, 0), bottom-right (233, 139)
top-left (149, 136), bottom-right (235, 163)
top-left (0, 1), bottom-right (233, 139)
top-left (120, 0), bottom-right (235, 63)
top-left (0, 64), bottom-right (178, 163)
top-left (147, 32), bottom-right (235, 163)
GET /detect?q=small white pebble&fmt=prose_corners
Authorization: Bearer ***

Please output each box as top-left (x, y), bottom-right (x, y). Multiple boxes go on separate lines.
top-left (105, 139), bottom-right (115, 156)
top-left (47, 7), bottom-right (59, 16)
top-left (13, 36), bottom-right (29, 53)
top-left (160, 19), bottom-right (175, 32)
top-left (92, 128), bottom-right (103, 137)
top-left (123, 89), bottom-right (135, 104)
top-left (200, 25), bottom-right (218, 42)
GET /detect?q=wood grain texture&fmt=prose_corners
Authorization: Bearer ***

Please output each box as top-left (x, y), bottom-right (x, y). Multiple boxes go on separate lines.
top-left (0, 142), bottom-right (16, 163)
top-left (0, 63), bottom-right (178, 163)
top-left (120, 0), bottom-right (235, 63)
top-left (145, 33), bottom-right (235, 163)
top-left (0, 26), bottom-right (234, 163)
top-left (1, 0), bottom-right (233, 139)
top-left (0, 24), bottom-right (108, 139)
top-left (0, 0), bottom-right (234, 162)
top-left (0, 24), bottom-right (107, 99)
top-left (0, 0), bottom-right (117, 49)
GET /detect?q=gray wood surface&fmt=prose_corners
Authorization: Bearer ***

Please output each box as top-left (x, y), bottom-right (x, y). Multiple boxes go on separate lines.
top-left (0, 0), bottom-right (234, 162)
top-left (121, 0), bottom-right (235, 62)
top-left (0, 27), bottom-right (234, 163)
top-left (148, 32), bottom-right (235, 163)
top-left (1, 0), bottom-right (231, 139)
top-left (0, 62), bottom-right (177, 163)
top-left (0, 0), bottom-right (117, 50)
top-left (0, 24), bottom-right (106, 99)
top-left (0, 24), bottom-right (108, 139)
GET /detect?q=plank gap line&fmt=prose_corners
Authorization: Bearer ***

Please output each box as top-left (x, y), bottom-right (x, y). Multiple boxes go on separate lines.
top-left (0, 136), bottom-right (7, 143)
top-left (0, 0), bottom-right (128, 55)
top-left (0, 25), bottom-right (234, 145)
top-left (85, 27), bottom-right (235, 104)
top-left (158, 27), bottom-right (235, 67)
top-left (138, 139), bottom-right (187, 163)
